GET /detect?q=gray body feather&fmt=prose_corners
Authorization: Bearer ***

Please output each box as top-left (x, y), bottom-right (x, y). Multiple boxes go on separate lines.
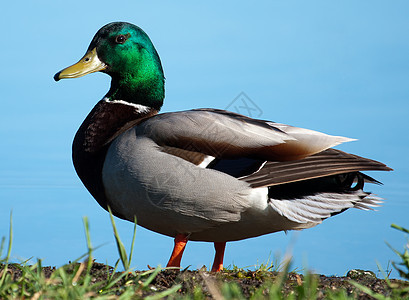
top-left (101, 109), bottom-right (390, 242)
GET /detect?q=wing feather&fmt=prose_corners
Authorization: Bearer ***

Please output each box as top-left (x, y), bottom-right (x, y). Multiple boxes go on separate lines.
top-left (139, 109), bottom-right (354, 161)
top-left (242, 149), bottom-right (392, 188)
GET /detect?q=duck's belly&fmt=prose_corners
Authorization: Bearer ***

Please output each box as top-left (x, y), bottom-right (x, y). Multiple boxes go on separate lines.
top-left (102, 128), bottom-right (310, 242)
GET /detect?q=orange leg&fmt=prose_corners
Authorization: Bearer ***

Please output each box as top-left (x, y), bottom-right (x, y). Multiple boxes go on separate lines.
top-left (166, 234), bottom-right (188, 269)
top-left (211, 242), bottom-right (226, 272)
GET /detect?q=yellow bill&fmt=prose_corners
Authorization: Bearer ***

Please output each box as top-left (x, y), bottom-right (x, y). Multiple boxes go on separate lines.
top-left (54, 48), bottom-right (107, 81)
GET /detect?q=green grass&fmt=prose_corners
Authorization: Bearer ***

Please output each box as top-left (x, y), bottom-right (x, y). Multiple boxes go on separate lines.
top-left (350, 224), bottom-right (409, 300)
top-left (0, 211), bottom-right (181, 299)
top-left (1, 212), bottom-right (408, 299)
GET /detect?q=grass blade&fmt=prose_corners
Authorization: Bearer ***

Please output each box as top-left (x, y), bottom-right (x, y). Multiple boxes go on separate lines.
top-left (142, 267), bottom-right (162, 287)
top-left (350, 281), bottom-right (390, 300)
top-left (82, 217), bottom-right (93, 273)
top-left (5, 211), bottom-right (12, 263)
top-left (128, 216), bottom-right (137, 268)
top-left (391, 224), bottom-right (409, 234)
top-left (144, 284), bottom-right (182, 300)
top-left (108, 207), bottom-right (129, 271)
top-left (0, 212), bottom-right (13, 288)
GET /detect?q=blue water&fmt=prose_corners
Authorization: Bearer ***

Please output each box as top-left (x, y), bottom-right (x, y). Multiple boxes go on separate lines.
top-left (1, 1), bottom-right (408, 278)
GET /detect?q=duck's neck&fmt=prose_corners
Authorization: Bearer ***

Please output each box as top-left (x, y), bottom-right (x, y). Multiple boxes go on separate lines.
top-left (104, 56), bottom-right (165, 111)
top-left (105, 77), bottom-right (164, 110)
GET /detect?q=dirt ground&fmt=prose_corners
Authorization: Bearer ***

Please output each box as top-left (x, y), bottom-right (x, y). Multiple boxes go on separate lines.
top-left (4, 262), bottom-right (409, 299)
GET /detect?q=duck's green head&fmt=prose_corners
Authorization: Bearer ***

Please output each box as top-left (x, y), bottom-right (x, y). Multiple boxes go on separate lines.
top-left (54, 22), bottom-right (165, 110)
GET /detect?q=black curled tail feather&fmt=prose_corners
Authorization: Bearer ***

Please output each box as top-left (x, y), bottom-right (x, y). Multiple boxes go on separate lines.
top-left (267, 171), bottom-right (373, 200)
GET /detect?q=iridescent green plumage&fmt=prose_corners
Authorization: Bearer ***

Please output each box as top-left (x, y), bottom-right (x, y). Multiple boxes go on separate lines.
top-left (55, 22), bottom-right (165, 110)
top-left (92, 22), bottom-right (165, 109)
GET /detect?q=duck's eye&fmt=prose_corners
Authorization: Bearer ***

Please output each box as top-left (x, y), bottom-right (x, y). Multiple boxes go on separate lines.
top-left (115, 34), bottom-right (127, 44)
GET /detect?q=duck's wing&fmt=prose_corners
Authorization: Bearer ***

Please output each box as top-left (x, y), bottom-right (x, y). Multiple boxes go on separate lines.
top-left (139, 108), bottom-right (354, 162)
top-left (209, 148), bottom-right (392, 188)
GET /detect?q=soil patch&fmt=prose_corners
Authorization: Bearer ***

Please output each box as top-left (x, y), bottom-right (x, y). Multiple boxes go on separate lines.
top-left (3, 262), bottom-right (408, 299)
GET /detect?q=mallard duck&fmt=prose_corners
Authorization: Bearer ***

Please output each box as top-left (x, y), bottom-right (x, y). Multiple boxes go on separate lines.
top-left (54, 22), bottom-right (391, 272)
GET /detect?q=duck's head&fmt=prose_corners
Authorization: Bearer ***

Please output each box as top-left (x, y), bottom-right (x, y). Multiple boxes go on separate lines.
top-left (54, 22), bottom-right (165, 110)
